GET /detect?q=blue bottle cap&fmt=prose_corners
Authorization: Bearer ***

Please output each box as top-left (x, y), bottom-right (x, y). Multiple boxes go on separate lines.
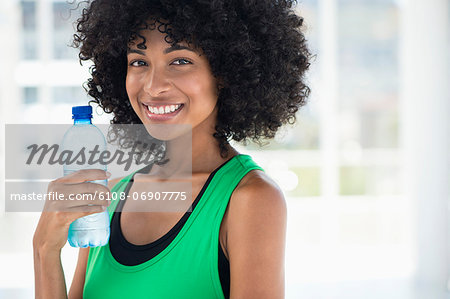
top-left (72, 105), bottom-right (92, 119)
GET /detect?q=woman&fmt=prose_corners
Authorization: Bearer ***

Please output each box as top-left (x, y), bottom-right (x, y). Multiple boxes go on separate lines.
top-left (33, 0), bottom-right (311, 298)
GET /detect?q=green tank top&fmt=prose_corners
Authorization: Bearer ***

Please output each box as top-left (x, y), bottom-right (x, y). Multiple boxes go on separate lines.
top-left (83, 154), bottom-right (264, 299)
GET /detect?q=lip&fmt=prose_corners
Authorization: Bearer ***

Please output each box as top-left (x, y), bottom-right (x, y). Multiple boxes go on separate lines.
top-left (142, 103), bottom-right (184, 121)
top-left (142, 102), bottom-right (184, 107)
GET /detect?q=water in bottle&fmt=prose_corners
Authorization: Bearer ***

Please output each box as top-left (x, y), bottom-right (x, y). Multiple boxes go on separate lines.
top-left (62, 105), bottom-right (110, 247)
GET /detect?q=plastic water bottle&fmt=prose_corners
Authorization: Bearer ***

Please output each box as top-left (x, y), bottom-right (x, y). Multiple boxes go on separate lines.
top-left (62, 105), bottom-right (110, 247)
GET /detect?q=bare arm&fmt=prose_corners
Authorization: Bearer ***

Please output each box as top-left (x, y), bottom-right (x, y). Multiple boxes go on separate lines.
top-left (227, 173), bottom-right (287, 299)
top-left (34, 245), bottom-right (90, 299)
top-left (68, 248), bottom-right (90, 299)
top-left (33, 245), bottom-right (67, 299)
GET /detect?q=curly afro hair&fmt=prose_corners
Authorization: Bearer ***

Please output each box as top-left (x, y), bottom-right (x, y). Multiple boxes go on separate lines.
top-left (72, 0), bottom-right (312, 158)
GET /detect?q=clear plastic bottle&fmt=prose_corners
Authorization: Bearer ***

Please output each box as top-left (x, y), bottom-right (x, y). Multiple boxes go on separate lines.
top-left (62, 105), bottom-right (110, 247)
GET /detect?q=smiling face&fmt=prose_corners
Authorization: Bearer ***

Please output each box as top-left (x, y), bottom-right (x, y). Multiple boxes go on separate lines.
top-left (126, 23), bottom-right (220, 140)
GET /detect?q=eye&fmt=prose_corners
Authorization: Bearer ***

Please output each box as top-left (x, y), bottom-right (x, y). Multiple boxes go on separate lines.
top-left (171, 58), bottom-right (192, 65)
top-left (129, 60), bottom-right (147, 67)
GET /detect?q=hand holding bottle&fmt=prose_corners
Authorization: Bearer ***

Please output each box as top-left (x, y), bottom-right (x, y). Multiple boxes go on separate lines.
top-left (33, 169), bottom-right (111, 253)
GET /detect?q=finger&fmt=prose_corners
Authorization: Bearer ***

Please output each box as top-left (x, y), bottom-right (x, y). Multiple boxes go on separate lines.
top-left (46, 183), bottom-right (111, 208)
top-left (46, 202), bottom-right (108, 214)
top-left (62, 206), bottom-right (108, 222)
top-left (51, 181), bottom-right (110, 197)
top-left (57, 169), bottom-right (111, 184)
top-left (67, 204), bottom-right (107, 213)
top-left (45, 200), bottom-right (109, 212)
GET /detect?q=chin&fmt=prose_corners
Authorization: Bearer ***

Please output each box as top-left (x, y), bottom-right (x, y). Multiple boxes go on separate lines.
top-left (140, 122), bottom-right (192, 142)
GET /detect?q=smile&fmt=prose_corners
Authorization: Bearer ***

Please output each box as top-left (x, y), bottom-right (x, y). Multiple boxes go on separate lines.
top-left (142, 103), bottom-right (184, 121)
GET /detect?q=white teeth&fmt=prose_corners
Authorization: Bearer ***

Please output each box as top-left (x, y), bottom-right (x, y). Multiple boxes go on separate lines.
top-left (146, 104), bottom-right (182, 115)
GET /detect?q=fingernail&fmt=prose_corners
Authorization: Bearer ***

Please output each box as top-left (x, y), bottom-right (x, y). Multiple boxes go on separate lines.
top-left (106, 171), bottom-right (111, 178)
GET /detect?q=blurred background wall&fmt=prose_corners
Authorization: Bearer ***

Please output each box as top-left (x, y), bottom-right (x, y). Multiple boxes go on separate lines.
top-left (0, 0), bottom-right (449, 298)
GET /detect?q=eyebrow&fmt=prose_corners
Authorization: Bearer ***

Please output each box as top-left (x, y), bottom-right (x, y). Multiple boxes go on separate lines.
top-left (126, 44), bottom-right (197, 55)
top-left (164, 44), bottom-right (196, 54)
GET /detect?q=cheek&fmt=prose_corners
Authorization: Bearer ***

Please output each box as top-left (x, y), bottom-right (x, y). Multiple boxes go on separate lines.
top-left (125, 74), bottom-right (142, 115)
top-left (125, 74), bottom-right (139, 101)
top-left (177, 73), bottom-right (218, 106)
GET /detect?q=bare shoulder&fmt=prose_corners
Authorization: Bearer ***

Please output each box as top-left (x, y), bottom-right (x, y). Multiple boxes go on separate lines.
top-left (231, 169), bottom-right (287, 215)
top-left (226, 168), bottom-right (287, 243)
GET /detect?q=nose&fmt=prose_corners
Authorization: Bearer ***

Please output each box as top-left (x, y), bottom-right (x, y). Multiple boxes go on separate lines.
top-left (143, 67), bottom-right (171, 97)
